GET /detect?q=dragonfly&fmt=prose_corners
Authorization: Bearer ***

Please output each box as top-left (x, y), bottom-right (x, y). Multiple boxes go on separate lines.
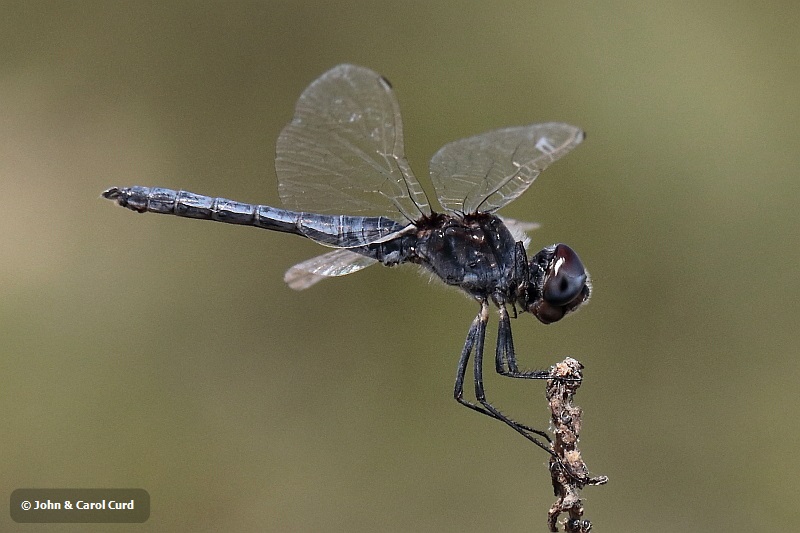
top-left (103, 64), bottom-right (590, 457)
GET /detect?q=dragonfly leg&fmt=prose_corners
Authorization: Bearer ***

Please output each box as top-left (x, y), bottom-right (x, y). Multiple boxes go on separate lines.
top-left (495, 305), bottom-right (551, 379)
top-left (454, 301), bottom-right (553, 454)
top-left (454, 306), bottom-right (506, 422)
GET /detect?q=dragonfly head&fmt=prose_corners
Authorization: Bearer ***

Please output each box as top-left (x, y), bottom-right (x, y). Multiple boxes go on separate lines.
top-left (526, 244), bottom-right (590, 324)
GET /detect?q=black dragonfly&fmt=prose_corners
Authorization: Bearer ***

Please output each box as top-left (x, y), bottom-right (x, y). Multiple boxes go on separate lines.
top-left (103, 64), bottom-right (590, 457)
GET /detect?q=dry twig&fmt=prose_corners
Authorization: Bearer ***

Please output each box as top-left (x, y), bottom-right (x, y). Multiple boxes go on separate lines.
top-left (546, 357), bottom-right (608, 532)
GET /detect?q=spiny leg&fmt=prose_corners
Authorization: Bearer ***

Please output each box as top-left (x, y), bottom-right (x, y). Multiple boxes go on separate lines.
top-left (472, 302), bottom-right (553, 454)
top-left (454, 301), bottom-right (553, 453)
top-left (454, 308), bottom-right (503, 422)
top-left (495, 305), bottom-right (550, 379)
top-left (453, 311), bottom-right (482, 411)
top-left (454, 304), bottom-right (546, 436)
top-left (493, 304), bottom-right (588, 482)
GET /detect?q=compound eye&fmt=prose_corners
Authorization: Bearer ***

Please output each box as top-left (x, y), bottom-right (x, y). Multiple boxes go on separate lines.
top-left (543, 244), bottom-right (587, 306)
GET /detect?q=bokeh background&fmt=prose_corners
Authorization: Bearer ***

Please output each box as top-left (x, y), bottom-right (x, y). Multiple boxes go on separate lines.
top-left (3, 2), bottom-right (799, 531)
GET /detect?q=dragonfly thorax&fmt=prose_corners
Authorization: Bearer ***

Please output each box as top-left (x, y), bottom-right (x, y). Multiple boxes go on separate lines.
top-left (409, 213), bottom-right (512, 290)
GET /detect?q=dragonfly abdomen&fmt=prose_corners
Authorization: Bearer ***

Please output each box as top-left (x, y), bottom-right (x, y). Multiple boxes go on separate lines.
top-left (102, 186), bottom-right (409, 247)
top-left (102, 186), bottom-right (305, 235)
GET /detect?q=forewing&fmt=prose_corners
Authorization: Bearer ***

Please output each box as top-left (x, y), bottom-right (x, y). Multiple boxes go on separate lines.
top-left (429, 123), bottom-right (584, 214)
top-left (276, 64), bottom-right (430, 222)
top-left (284, 249), bottom-right (378, 290)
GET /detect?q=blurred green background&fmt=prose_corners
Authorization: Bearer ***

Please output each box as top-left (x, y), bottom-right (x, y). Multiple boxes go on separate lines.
top-left (2, 1), bottom-right (799, 531)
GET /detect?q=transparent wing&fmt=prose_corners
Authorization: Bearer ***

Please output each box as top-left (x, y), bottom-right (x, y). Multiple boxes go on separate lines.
top-left (429, 123), bottom-right (584, 214)
top-left (284, 249), bottom-right (378, 290)
top-left (276, 64), bottom-right (430, 224)
top-left (498, 215), bottom-right (540, 251)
